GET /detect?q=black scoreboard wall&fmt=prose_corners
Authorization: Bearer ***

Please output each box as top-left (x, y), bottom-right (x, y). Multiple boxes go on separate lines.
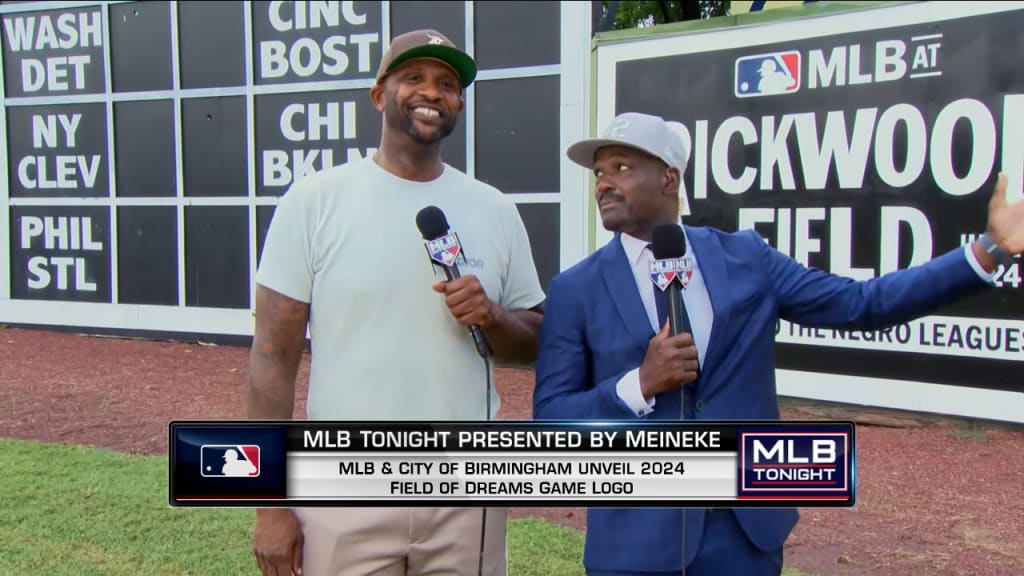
top-left (0, 0), bottom-right (567, 337)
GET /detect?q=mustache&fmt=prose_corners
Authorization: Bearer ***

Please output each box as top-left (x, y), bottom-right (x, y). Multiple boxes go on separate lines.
top-left (597, 190), bottom-right (624, 204)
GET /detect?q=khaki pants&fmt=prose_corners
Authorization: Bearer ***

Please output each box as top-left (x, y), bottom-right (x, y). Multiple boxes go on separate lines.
top-left (294, 507), bottom-right (508, 576)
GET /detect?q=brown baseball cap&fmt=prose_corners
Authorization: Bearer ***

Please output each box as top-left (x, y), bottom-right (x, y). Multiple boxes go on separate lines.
top-left (376, 29), bottom-right (477, 89)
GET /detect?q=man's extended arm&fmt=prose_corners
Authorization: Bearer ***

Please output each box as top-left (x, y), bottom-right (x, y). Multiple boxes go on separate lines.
top-left (770, 174), bottom-right (1024, 331)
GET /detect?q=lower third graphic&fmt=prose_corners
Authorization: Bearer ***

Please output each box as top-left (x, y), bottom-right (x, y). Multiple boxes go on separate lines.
top-left (201, 444), bottom-right (261, 477)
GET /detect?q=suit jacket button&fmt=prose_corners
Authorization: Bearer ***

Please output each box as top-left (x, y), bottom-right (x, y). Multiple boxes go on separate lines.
top-left (695, 400), bottom-right (705, 411)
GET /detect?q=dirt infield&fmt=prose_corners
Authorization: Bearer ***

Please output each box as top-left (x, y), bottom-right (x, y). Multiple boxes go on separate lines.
top-left (1, 327), bottom-right (1021, 576)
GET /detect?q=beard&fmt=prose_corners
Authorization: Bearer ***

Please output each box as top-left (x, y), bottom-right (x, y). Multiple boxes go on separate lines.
top-left (384, 90), bottom-right (458, 145)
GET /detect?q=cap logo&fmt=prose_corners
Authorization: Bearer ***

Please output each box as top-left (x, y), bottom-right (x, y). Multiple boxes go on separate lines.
top-left (604, 117), bottom-right (631, 138)
top-left (426, 34), bottom-right (446, 45)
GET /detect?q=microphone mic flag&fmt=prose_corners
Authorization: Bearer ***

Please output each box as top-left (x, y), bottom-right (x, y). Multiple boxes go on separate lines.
top-left (416, 206), bottom-right (491, 359)
top-left (650, 224), bottom-right (689, 338)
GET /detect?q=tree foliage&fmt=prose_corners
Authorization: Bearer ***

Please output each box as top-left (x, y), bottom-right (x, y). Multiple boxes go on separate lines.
top-left (597, 1), bottom-right (731, 31)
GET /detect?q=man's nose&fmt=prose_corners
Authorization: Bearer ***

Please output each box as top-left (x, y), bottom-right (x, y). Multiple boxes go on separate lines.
top-left (417, 81), bottom-right (443, 101)
top-left (595, 175), bottom-right (615, 197)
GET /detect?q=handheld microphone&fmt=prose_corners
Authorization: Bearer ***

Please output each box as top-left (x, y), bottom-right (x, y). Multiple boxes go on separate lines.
top-left (651, 223), bottom-right (695, 576)
top-left (650, 224), bottom-right (690, 338)
top-left (417, 206), bottom-right (494, 566)
top-left (415, 205), bottom-right (491, 359)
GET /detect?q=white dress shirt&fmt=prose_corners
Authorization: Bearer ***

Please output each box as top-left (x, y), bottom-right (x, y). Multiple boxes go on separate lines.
top-left (615, 227), bottom-right (714, 416)
top-left (613, 227), bottom-right (996, 417)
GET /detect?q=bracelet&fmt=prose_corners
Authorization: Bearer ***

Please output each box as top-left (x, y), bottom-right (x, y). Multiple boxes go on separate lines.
top-left (978, 233), bottom-right (1016, 268)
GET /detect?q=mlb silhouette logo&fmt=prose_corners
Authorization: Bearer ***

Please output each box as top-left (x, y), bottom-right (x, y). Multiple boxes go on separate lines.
top-left (649, 259), bottom-right (678, 291)
top-left (735, 51), bottom-right (801, 98)
top-left (425, 232), bottom-right (462, 267)
top-left (200, 445), bottom-right (260, 478)
top-left (677, 257), bottom-right (695, 289)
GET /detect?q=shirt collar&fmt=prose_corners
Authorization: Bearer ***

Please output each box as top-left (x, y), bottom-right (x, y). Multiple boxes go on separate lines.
top-left (620, 231), bottom-right (652, 268)
top-left (619, 222), bottom-right (694, 268)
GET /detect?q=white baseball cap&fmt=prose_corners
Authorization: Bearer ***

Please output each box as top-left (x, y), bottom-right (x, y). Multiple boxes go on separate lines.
top-left (567, 112), bottom-right (692, 214)
top-left (567, 112), bottom-right (688, 171)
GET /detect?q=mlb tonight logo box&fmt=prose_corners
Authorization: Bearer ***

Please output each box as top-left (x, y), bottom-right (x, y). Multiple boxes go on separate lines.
top-left (737, 423), bottom-right (855, 503)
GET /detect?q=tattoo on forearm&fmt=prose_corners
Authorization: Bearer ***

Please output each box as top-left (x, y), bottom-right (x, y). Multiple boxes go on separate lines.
top-left (248, 287), bottom-right (309, 419)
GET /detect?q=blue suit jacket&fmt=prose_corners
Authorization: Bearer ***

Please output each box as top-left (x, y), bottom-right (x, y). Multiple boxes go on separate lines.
top-left (533, 226), bottom-right (989, 573)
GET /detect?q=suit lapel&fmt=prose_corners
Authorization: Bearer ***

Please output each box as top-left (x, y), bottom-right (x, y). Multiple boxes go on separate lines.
top-left (685, 226), bottom-right (732, 369)
top-left (599, 235), bottom-right (655, 343)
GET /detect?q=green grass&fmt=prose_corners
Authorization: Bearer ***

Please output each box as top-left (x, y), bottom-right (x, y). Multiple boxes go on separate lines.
top-left (509, 518), bottom-right (586, 575)
top-left (0, 438), bottom-right (813, 575)
top-left (0, 438), bottom-right (256, 575)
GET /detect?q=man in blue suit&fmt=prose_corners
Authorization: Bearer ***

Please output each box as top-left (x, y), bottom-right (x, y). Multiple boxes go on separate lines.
top-left (533, 112), bottom-right (1024, 575)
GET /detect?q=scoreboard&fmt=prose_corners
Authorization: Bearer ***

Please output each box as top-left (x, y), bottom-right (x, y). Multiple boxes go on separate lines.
top-left (0, 0), bottom-right (570, 336)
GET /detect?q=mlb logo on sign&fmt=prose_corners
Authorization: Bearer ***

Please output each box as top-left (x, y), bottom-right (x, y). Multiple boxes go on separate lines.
top-left (200, 445), bottom-right (260, 478)
top-left (649, 259), bottom-right (678, 291)
top-left (735, 50), bottom-right (801, 98)
top-left (425, 232), bottom-right (462, 267)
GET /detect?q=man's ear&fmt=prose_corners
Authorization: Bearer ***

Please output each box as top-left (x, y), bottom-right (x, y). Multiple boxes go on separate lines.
top-left (664, 167), bottom-right (680, 197)
top-left (370, 82), bottom-right (386, 112)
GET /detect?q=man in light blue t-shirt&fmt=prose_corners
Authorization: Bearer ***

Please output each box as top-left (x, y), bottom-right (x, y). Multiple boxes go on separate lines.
top-left (248, 29), bottom-right (545, 576)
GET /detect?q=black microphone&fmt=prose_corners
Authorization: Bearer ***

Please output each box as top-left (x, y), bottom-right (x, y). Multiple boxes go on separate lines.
top-left (651, 223), bottom-right (694, 576)
top-left (415, 206), bottom-right (491, 359)
top-left (651, 224), bottom-right (689, 337)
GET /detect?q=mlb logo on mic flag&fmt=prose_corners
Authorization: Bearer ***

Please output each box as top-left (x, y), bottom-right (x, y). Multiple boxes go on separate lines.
top-left (676, 257), bottom-right (694, 290)
top-left (650, 257), bottom-right (695, 291)
top-left (650, 259), bottom-right (678, 291)
top-left (735, 50), bottom-right (801, 98)
top-left (425, 232), bottom-right (462, 267)
top-left (200, 444), bottom-right (260, 477)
